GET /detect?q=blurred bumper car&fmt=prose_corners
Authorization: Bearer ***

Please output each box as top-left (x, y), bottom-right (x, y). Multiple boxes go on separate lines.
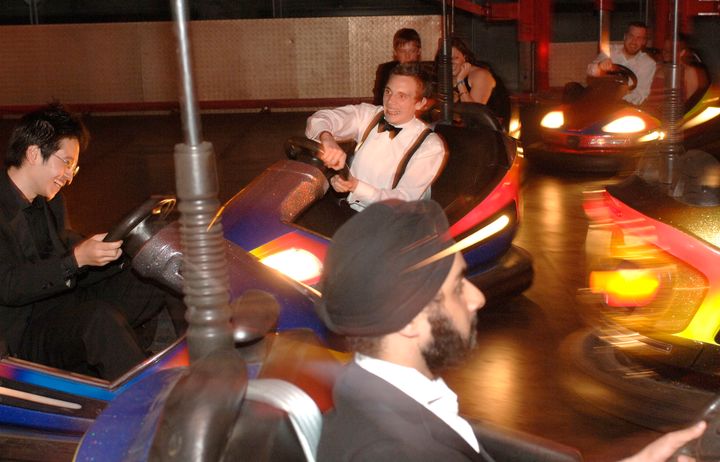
top-left (562, 145), bottom-right (720, 430)
top-left (526, 63), bottom-right (720, 174)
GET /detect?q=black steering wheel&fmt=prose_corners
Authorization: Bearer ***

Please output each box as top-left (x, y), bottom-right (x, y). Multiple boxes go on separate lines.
top-left (284, 137), bottom-right (350, 181)
top-left (672, 396), bottom-right (720, 461)
top-left (604, 64), bottom-right (638, 91)
top-left (103, 196), bottom-right (177, 243)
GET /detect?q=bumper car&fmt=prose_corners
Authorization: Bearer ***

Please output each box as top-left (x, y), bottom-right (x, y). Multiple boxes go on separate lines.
top-left (222, 105), bottom-right (532, 304)
top-left (525, 63), bottom-right (720, 174)
top-left (0, 24), bottom-right (532, 462)
top-left (0, 194), bottom-right (330, 460)
top-left (561, 143), bottom-right (720, 430)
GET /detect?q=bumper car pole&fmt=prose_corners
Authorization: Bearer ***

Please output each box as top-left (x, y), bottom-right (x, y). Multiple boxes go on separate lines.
top-left (660, 0), bottom-right (684, 189)
top-left (171, 0), bottom-right (234, 361)
top-left (438, 0), bottom-right (454, 125)
top-left (597, 0), bottom-right (612, 56)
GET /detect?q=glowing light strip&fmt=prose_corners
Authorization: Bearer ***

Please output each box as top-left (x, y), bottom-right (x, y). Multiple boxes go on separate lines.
top-left (683, 107), bottom-right (720, 130)
top-left (0, 386), bottom-right (81, 409)
top-left (407, 215), bottom-right (510, 272)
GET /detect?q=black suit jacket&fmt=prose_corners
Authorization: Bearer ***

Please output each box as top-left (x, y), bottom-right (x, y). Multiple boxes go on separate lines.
top-left (0, 170), bottom-right (84, 354)
top-left (317, 361), bottom-right (492, 462)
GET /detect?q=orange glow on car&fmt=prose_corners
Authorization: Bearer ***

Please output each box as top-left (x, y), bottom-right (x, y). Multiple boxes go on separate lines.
top-left (590, 269), bottom-right (660, 307)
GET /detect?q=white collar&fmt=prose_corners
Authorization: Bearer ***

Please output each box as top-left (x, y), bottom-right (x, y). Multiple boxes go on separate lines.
top-left (355, 353), bottom-right (452, 406)
top-left (354, 353), bottom-right (480, 452)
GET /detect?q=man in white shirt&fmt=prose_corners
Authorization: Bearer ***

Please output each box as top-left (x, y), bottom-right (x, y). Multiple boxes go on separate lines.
top-left (305, 64), bottom-right (446, 212)
top-left (587, 21), bottom-right (657, 105)
top-left (316, 199), bottom-right (706, 462)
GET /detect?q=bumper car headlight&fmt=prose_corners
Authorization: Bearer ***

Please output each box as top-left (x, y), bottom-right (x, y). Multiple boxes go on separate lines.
top-left (260, 248), bottom-right (322, 284)
top-left (540, 111), bottom-right (564, 129)
top-left (602, 116), bottom-right (646, 133)
top-left (590, 268), bottom-right (660, 307)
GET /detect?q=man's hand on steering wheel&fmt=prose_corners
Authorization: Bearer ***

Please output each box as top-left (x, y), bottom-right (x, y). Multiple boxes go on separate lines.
top-left (318, 131), bottom-right (347, 171)
top-left (598, 58), bottom-right (615, 72)
top-left (330, 173), bottom-right (359, 193)
top-left (74, 233), bottom-right (123, 268)
top-left (618, 421), bottom-right (706, 462)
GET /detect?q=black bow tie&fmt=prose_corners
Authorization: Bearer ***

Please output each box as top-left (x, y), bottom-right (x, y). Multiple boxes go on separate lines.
top-left (377, 117), bottom-right (402, 139)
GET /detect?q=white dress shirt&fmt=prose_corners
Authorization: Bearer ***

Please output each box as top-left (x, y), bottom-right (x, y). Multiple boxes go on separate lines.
top-left (587, 43), bottom-right (657, 105)
top-left (305, 103), bottom-right (446, 211)
top-left (355, 353), bottom-right (481, 452)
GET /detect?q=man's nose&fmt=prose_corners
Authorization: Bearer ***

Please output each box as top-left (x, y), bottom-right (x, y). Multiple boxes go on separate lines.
top-left (464, 279), bottom-right (486, 312)
top-left (62, 169), bottom-right (74, 184)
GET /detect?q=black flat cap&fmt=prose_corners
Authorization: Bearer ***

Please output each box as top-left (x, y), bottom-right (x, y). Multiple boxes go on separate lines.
top-left (318, 199), bottom-right (455, 336)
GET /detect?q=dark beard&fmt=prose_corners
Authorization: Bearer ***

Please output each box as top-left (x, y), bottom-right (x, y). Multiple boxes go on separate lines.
top-left (421, 308), bottom-right (477, 376)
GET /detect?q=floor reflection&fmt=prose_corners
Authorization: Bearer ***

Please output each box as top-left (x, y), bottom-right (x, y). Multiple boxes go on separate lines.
top-left (445, 168), bottom-right (663, 461)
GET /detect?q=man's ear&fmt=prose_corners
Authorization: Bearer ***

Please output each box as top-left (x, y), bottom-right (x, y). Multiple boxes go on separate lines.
top-left (25, 145), bottom-right (41, 166)
top-left (397, 310), bottom-right (426, 339)
top-left (415, 97), bottom-right (428, 112)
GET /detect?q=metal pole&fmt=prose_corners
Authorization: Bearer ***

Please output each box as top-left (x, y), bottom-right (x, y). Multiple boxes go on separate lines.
top-left (172, 0), bottom-right (202, 147)
top-left (439, 0), bottom-right (454, 125)
top-left (530, 41), bottom-right (536, 94)
top-left (661, 0), bottom-right (683, 189)
top-left (171, 0), bottom-right (234, 361)
top-left (28, 0), bottom-right (39, 25)
top-left (597, 0), bottom-right (612, 56)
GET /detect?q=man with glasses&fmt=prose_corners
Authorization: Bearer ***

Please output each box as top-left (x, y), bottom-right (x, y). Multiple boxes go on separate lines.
top-left (0, 103), bottom-right (169, 380)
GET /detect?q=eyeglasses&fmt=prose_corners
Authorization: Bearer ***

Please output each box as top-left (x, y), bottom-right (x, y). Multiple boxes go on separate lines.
top-left (52, 153), bottom-right (79, 179)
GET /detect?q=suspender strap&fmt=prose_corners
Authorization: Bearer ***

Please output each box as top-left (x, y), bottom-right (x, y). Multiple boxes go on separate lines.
top-left (392, 128), bottom-right (432, 189)
top-left (356, 110), bottom-right (433, 190)
top-left (355, 111), bottom-right (385, 153)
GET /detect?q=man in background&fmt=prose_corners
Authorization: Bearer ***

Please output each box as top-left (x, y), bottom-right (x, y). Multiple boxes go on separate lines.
top-left (307, 63), bottom-right (445, 213)
top-left (373, 28), bottom-right (423, 105)
top-left (587, 21), bottom-right (656, 105)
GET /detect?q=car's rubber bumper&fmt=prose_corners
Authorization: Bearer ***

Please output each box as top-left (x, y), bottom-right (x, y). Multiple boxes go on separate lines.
top-left (469, 245), bottom-right (533, 303)
top-left (558, 328), bottom-right (717, 431)
top-left (524, 141), bottom-right (638, 174)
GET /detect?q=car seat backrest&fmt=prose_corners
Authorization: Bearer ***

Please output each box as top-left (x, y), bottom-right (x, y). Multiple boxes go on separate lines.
top-left (221, 378), bottom-right (322, 462)
top-left (431, 124), bottom-right (506, 216)
top-left (454, 102), bottom-right (505, 132)
top-left (472, 421), bottom-right (583, 462)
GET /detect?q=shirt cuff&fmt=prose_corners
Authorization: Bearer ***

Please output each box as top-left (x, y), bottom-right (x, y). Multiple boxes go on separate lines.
top-left (61, 253), bottom-right (80, 281)
top-left (351, 180), bottom-right (375, 205)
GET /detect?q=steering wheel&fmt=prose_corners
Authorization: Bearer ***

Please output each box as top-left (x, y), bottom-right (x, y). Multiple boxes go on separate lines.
top-left (103, 196), bottom-right (177, 243)
top-left (672, 396), bottom-right (720, 461)
top-left (284, 137), bottom-right (350, 181)
top-left (604, 64), bottom-right (638, 91)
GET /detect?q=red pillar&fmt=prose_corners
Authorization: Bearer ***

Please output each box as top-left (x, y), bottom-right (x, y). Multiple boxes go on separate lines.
top-left (655, 0), bottom-right (670, 46)
top-left (518, 0), bottom-right (552, 92)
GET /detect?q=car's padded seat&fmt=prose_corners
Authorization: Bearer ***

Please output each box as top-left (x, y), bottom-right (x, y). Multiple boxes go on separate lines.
top-left (432, 123), bottom-right (508, 221)
top-left (221, 379), bottom-right (322, 461)
top-left (473, 421), bottom-right (583, 462)
top-left (149, 350), bottom-right (322, 461)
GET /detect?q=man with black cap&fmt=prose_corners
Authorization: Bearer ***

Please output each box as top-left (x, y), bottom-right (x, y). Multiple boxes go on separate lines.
top-left (316, 199), bottom-right (706, 461)
top-left (306, 63), bottom-right (445, 212)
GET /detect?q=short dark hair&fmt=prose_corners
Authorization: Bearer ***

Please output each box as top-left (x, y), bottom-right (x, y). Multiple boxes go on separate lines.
top-left (393, 28), bottom-right (421, 50)
top-left (345, 335), bottom-right (384, 357)
top-left (627, 21), bottom-right (648, 33)
top-left (389, 62), bottom-right (432, 99)
top-left (6, 102), bottom-right (88, 168)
